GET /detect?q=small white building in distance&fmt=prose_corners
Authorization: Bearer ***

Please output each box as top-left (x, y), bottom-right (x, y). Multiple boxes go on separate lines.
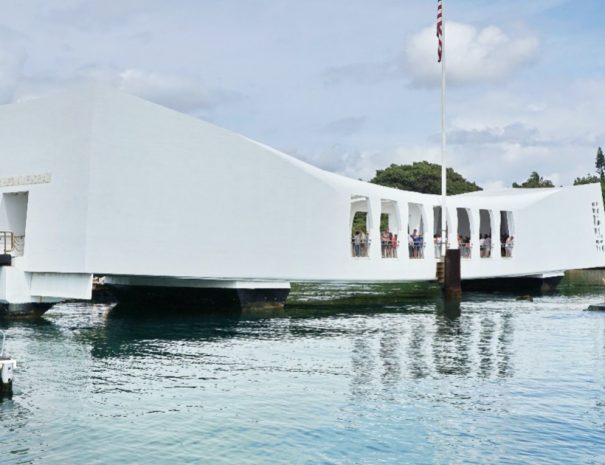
top-left (0, 84), bottom-right (603, 316)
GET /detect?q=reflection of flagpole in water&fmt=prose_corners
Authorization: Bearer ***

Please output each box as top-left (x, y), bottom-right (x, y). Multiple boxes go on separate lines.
top-left (437, 0), bottom-right (447, 257)
top-left (497, 312), bottom-right (514, 378)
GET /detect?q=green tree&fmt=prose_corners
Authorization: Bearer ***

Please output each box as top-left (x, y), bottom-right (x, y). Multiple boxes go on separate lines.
top-left (573, 147), bottom-right (605, 206)
top-left (574, 173), bottom-right (605, 204)
top-left (351, 213), bottom-right (394, 235)
top-left (574, 174), bottom-right (600, 185)
top-left (512, 171), bottom-right (554, 188)
top-left (351, 211), bottom-right (367, 233)
top-left (596, 147), bottom-right (605, 179)
top-left (370, 161), bottom-right (482, 194)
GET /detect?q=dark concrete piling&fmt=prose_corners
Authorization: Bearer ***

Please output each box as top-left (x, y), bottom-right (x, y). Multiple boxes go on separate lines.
top-left (106, 284), bottom-right (290, 314)
top-left (441, 249), bottom-right (462, 299)
top-left (436, 297), bottom-right (461, 318)
top-left (436, 249), bottom-right (462, 316)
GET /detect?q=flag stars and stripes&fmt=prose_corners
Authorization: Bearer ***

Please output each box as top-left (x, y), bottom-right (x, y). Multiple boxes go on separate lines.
top-left (437, 0), bottom-right (443, 63)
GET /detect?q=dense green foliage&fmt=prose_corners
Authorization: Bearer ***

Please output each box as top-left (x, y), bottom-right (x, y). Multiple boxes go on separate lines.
top-left (596, 147), bottom-right (605, 178)
top-left (351, 212), bottom-right (390, 235)
top-left (351, 211), bottom-right (367, 233)
top-left (574, 147), bottom-right (605, 203)
top-left (370, 161), bottom-right (482, 194)
top-left (573, 174), bottom-right (600, 185)
top-left (512, 171), bottom-right (554, 188)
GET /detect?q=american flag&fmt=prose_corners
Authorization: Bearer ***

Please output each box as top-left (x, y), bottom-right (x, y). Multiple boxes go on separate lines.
top-left (437, 0), bottom-right (443, 63)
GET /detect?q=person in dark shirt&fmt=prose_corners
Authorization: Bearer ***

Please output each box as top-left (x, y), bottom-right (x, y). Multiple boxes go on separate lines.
top-left (413, 233), bottom-right (423, 258)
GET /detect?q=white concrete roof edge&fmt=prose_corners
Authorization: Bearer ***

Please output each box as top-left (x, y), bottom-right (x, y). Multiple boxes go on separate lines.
top-left (0, 83), bottom-right (602, 304)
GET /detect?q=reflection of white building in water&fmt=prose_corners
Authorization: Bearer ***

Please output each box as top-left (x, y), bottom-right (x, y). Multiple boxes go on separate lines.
top-left (0, 85), bottom-right (604, 315)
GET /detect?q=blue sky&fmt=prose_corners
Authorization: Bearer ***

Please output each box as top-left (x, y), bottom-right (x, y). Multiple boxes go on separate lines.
top-left (0, 0), bottom-right (602, 188)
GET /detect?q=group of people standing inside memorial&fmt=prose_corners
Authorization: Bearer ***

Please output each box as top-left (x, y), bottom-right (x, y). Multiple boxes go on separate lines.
top-left (408, 229), bottom-right (424, 258)
top-left (351, 228), bottom-right (425, 259)
top-left (381, 231), bottom-right (399, 258)
top-left (453, 233), bottom-right (514, 258)
top-left (479, 234), bottom-right (492, 257)
top-left (351, 230), bottom-right (401, 258)
top-left (351, 228), bottom-right (514, 259)
top-left (455, 235), bottom-right (471, 258)
top-left (431, 232), bottom-right (513, 259)
top-left (351, 230), bottom-right (369, 257)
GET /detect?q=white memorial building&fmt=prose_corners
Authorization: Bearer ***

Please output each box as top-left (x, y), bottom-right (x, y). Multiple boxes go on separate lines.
top-left (0, 84), bottom-right (603, 315)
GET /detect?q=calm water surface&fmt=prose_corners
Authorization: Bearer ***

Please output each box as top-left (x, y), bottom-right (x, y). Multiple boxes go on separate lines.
top-left (2, 271), bottom-right (605, 464)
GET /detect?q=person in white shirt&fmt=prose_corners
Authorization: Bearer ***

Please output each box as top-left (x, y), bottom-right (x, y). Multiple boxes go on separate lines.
top-left (479, 235), bottom-right (486, 257)
top-left (360, 231), bottom-right (368, 256)
top-left (434, 234), bottom-right (442, 259)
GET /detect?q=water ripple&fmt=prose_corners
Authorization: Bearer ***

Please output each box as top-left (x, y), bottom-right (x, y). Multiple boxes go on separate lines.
top-left (2, 276), bottom-right (605, 463)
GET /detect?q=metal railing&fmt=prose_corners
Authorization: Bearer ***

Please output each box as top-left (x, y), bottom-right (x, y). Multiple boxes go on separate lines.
top-left (460, 244), bottom-right (472, 259)
top-left (348, 237), bottom-right (515, 260)
top-left (409, 242), bottom-right (425, 259)
top-left (351, 238), bottom-right (371, 257)
top-left (501, 242), bottom-right (514, 257)
top-left (0, 232), bottom-right (14, 254)
top-left (480, 245), bottom-right (492, 258)
top-left (381, 239), bottom-right (400, 258)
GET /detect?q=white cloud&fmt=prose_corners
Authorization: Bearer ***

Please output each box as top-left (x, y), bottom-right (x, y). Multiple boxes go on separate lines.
top-left (0, 1), bottom-right (598, 194)
top-left (72, 66), bottom-right (244, 113)
top-left (0, 45), bottom-right (25, 103)
top-left (405, 22), bottom-right (539, 87)
top-left (77, 67), bottom-right (211, 112)
top-left (482, 179), bottom-right (507, 190)
top-left (545, 172), bottom-right (561, 186)
top-left (10, 66), bottom-right (245, 115)
top-left (446, 122), bottom-right (547, 146)
top-left (0, 26), bottom-right (27, 104)
top-left (47, 0), bottom-right (156, 31)
top-left (323, 61), bottom-right (402, 86)
top-left (320, 116), bottom-right (366, 136)
top-left (293, 144), bottom-right (443, 182)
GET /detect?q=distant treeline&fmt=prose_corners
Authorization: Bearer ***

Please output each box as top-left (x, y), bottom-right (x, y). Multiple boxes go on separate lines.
top-left (371, 160), bottom-right (481, 195)
top-left (369, 147), bottom-right (605, 204)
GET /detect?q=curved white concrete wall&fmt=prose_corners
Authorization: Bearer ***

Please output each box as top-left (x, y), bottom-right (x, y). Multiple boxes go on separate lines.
top-left (0, 84), bottom-right (602, 285)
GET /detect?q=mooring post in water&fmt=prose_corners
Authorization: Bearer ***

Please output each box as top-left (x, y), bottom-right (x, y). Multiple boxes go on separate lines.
top-left (443, 249), bottom-right (462, 299)
top-left (0, 331), bottom-right (16, 396)
top-left (436, 296), bottom-right (461, 318)
top-left (435, 250), bottom-right (461, 317)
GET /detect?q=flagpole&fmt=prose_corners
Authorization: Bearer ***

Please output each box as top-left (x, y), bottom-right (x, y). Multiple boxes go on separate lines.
top-left (440, 0), bottom-right (447, 259)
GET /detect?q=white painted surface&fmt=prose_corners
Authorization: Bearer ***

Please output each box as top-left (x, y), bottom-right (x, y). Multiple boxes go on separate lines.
top-left (29, 273), bottom-right (92, 300)
top-left (0, 193), bottom-right (28, 236)
top-left (0, 268), bottom-right (91, 303)
top-left (0, 359), bottom-right (16, 384)
top-left (0, 268), bottom-right (32, 304)
top-left (0, 84), bottom-right (601, 305)
top-left (104, 276), bottom-right (290, 289)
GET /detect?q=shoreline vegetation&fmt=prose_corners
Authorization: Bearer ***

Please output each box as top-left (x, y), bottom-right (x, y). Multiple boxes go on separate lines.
top-left (367, 145), bottom-right (604, 199)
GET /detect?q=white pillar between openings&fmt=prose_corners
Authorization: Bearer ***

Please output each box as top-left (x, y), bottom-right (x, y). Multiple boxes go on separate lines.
top-left (425, 203), bottom-right (435, 259)
top-left (399, 201), bottom-right (409, 261)
top-left (493, 210), bottom-right (501, 261)
top-left (368, 197), bottom-right (382, 259)
top-left (470, 209), bottom-right (480, 259)
top-left (447, 207), bottom-right (458, 250)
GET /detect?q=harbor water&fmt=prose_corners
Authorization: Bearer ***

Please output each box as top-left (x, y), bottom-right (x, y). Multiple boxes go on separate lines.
top-left (2, 270), bottom-right (605, 464)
